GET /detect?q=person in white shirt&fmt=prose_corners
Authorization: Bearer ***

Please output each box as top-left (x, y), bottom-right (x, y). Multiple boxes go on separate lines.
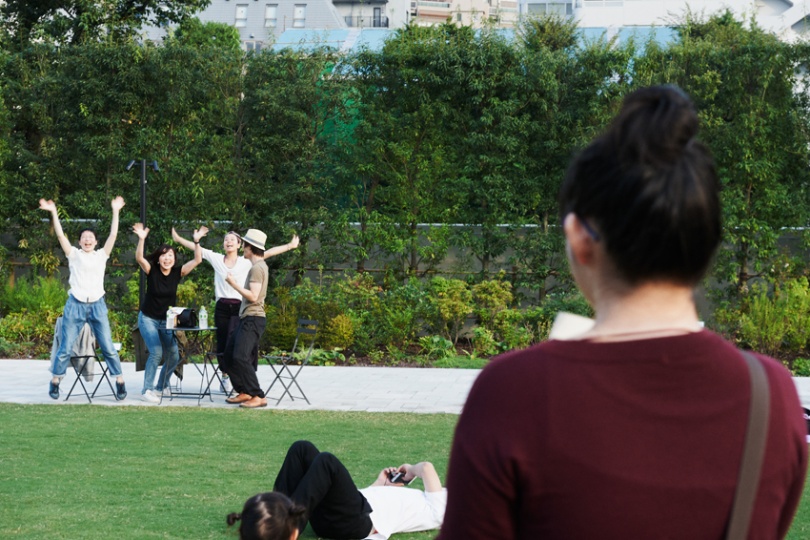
top-left (39, 196), bottom-right (128, 400)
top-left (268, 440), bottom-right (447, 540)
top-left (172, 226), bottom-right (298, 392)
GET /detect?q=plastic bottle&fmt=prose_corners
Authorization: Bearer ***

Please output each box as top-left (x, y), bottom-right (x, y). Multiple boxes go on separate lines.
top-left (199, 306), bottom-right (208, 329)
top-left (166, 306), bottom-right (174, 329)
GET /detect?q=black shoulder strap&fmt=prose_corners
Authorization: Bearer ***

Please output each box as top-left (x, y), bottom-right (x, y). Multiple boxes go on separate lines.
top-left (726, 350), bottom-right (770, 540)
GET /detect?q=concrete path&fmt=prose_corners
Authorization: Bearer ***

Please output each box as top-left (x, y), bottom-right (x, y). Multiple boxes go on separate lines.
top-left (0, 359), bottom-right (481, 414)
top-left (6, 358), bottom-right (808, 414)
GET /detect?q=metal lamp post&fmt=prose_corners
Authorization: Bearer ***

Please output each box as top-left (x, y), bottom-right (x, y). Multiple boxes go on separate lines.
top-left (126, 159), bottom-right (159, 306)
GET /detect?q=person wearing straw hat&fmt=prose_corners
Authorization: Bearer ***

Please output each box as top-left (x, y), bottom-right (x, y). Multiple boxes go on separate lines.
top-left (172, 227), bottom-right (299, 393)
top-left (222, 228), bottom-right (271, 408)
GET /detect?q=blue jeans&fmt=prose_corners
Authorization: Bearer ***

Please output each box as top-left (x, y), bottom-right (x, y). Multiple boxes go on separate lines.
top-left (52, 295), bottom-right (123, 377)
top-left (138, 311), bottom-right (180, 392)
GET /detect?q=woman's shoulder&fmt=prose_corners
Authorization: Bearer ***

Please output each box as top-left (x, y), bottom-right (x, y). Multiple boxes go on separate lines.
top-left (201, 247), bottom-right (223, 264)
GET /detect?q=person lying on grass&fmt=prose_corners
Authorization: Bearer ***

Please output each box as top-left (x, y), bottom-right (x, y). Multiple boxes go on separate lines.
top-left (227, 440), bottom-right (446, 540)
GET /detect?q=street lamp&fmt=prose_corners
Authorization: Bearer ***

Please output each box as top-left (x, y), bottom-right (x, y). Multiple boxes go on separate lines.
top-left (126, 159), bottom-right (159, 305)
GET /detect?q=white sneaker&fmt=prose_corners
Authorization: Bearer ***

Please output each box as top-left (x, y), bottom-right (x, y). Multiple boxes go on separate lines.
top-left (141, 390), bottom-right (160, 403)
top-left (161, 387), bottom-right (172, 397)
top-left (221, 376), bottom-right (233, 393)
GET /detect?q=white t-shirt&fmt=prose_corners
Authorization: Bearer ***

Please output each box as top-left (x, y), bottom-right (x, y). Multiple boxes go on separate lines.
top-left (201, 248), bottom-right (253, 301)
top-left (67, 247), bottom-right (108, 303)
top-left (358, 487), bottom-right (447, 540)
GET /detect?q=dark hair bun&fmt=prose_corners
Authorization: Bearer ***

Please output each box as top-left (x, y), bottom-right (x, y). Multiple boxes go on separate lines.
top-left (288, 504), bottom-right (307, 522)
top-left (558, 85), bottom-right (721, 286)
top-left (226, 512), bottom-right (242, 527)
top-left (611, 85), bottom-right (699, 169)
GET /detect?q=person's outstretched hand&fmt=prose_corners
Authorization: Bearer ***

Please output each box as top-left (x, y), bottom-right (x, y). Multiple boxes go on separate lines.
top-left (39, 199), bottom-right (56, 212)
top-left (133, 223), bottom-right (149, 239)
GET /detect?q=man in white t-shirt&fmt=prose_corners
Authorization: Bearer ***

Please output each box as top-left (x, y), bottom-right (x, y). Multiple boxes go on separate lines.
top-left (272, 440), bottom-right (447, 540)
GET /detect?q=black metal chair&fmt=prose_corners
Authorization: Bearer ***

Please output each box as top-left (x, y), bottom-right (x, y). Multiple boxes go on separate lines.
top-left (53, 318), bottom-right (116, 403)
top-left (263, 319), bottom-right (318, 404)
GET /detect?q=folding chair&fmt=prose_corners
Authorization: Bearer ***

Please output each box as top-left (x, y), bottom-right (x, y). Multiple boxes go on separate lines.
top-left (199, 351), bottom-right (232, 401)
top-left (87, 347), bottom-right (119, 401)
top-left (263, 319), bottom-right (318, 404)
top-left (64, 353), bottom-right (99, 403)
top-left (64, 347), bottom-right (118, 402)
top-left (50, 318), bottom-right (115, 403)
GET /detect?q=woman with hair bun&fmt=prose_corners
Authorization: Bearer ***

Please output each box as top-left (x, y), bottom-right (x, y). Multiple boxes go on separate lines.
top-left (227, 492), bottom-right (306, 540)
top-left (439, 86), bottom-right (807, 539)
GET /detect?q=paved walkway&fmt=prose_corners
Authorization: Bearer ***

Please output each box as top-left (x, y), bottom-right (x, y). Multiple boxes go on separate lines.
top-left (6, 358), bottom-right (809, 414)
top-left (0, 359), bottom-right (481, 414)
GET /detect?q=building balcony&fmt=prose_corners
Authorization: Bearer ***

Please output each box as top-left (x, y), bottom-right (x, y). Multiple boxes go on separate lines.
top-left (344, 15), bottom-right (390, 27)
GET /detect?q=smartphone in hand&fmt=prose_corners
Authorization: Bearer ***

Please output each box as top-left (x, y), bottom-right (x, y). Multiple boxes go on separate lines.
top-left (388, 471), bottom-right (413, 485)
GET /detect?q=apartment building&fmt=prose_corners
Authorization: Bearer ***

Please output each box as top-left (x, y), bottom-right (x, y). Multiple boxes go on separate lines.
top-left (141, 0), bottom-right (810, 50)
top-left (409, 0), bottom-right (519, 27)
top-left (522, 1), bottom-right (810, 42)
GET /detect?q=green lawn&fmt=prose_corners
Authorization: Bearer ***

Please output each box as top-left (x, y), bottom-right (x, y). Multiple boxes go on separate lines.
top-left (1, 403), bottom-right (808, 539)
top-left (0, 404), bottom-right (456, 540)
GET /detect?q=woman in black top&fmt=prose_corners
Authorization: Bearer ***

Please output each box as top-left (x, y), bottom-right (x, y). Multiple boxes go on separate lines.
top-left (134, 222), bottom-right (202, 402)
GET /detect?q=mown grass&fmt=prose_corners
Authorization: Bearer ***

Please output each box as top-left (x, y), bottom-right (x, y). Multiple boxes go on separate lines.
top-left (1, 403), bottom-right (808, 539)
top-left (0, 404), bottom-right (456, 540)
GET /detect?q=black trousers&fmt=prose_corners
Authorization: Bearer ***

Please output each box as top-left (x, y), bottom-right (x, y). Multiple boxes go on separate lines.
top-left (274, 440), bottom-right (373, 540)
top-left (222, 315), bottom-right (265, 397)
top-left (214, 299), bottom-right (258, 372)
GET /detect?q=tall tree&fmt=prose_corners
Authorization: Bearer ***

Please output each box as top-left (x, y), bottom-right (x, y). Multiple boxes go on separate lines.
top-left (1, 0), bottom-right (210, 48)
top-left (510, 16), bottom-right (634, 299)
top-left (441, 27), bottom-right (534, 278)
top-left (241, 47), bottom-right (350, 278)
top-left (339, 24), bottom-right (462, 278)
top-left (633, 10), bottom-right (810, 296)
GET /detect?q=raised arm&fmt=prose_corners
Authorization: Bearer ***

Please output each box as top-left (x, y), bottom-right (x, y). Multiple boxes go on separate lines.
top-left (172, 225), bottom-right (206, 252)
top-left (180, 228), bottom-right (205, 277)
top-left (263, 234), bottom-right (300, 259)
top-left (38, 199), bottom-right (73, 256)
top-left (133, 223), bottom-right (151, 274)
top-left (102, 196), bottom-right (125, 256)
top-left (402, 462), bottom-right (442, 492)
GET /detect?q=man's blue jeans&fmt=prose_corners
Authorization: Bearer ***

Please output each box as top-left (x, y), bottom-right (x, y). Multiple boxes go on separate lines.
top-left (138, 311), bottom-right (180, 392)
top-left (52, 294), bottom-right (123, 377)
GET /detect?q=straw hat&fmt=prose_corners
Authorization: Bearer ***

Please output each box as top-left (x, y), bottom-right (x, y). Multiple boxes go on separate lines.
top-left (242, 229), bottom-right (267, 251)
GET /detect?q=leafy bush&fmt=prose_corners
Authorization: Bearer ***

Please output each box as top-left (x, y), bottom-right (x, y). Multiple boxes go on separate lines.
top-left (471, 327), bottom-right (497, 356)
top-left (426, 277), bottom-right (473, 344)
top-left (264, 306), bottom-right (298, 352)
top-left (107, 309), bottom-right (137, 360)
top-left (123, 275), bottom-right (141, 312)
top-left (733, 278), bottom-right (810, 357)
top-left (0, 276), bottom-right (67, 316)
top-left (419, 335), bottom-right (455, 361)
top-left (790, 357), bottom-right (810, 377)
top-left (0, 270), bottom-right (598, 363)
top-left (320, 314), bottom-right (355, 350)
top-left (0, 308), bottom-right (61, 357)
top-left (493, 308), bottom-right (533, 351)
top-left (366, 280), bottom-right (427, 350)
top-left (176, 279), bottom-right (202, 309)
top-left (0, 336), bottom-right (22, 357)
top-left (289, 277), bottom-right (341, 323)
top-left (472, 277), bottom-right (513, 331)
top-left (308, 348), bottom-right (346, 366)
